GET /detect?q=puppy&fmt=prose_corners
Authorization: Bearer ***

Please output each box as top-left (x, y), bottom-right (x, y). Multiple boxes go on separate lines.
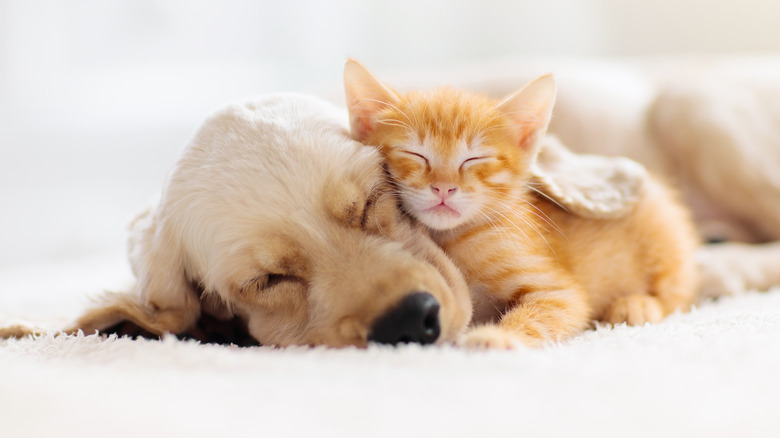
top-left (2, 94), bottom-right (472, 347)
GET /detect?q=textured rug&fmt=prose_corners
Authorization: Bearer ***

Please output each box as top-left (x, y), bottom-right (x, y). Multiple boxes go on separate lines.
top-left (2, 253), bottom-right (780, 438)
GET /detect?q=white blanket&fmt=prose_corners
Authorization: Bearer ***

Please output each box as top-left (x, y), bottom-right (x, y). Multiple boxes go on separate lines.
top-left (2, 252), bottom-right (779, 438)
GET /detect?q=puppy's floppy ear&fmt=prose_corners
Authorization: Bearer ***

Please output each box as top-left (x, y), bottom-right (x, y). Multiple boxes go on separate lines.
top-left (530, 135), bottom-right (648, 218)
top-left (66, 206), bottom-right (201, 336)
top-left (343, 58), bottom-right (401, 142)
top-left (496, 74), bottom-right (557, 154)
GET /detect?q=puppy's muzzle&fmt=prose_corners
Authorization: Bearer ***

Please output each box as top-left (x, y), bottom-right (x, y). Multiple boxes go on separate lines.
top-left (368, 292), bottom-right (441, 345)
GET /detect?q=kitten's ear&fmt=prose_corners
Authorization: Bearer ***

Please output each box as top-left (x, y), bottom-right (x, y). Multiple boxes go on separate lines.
top-left (531, 135), bottom-right (648, 218)
top-left (344, 58), bottom-right (401, 142)
top-left (496, 74), bottom-right (557, 153)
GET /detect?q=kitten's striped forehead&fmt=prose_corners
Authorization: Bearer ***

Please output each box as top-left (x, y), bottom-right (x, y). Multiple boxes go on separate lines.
top-left (406, 135), bottom-right (478, 167)
top-left (402, 88), bottom-right (495, 140)
top-left (397, 87), bottom-right (506, 158)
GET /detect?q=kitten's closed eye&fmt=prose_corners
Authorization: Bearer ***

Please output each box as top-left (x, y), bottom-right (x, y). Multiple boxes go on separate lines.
top-left (400, 150), bottom-right (430, 167)
top-left (459, 155), bottom-right (493, 170)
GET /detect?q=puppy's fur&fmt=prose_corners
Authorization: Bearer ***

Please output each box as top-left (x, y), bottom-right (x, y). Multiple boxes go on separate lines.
top-left (3, 94), bottom-right (472, 347)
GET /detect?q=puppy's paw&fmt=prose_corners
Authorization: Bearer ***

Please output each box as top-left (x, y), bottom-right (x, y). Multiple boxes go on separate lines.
top-left (697, 258), bottom-right (745, 300)
top-left (461, 325), bottom-right (540, 350)
top-left (0, 323), bottom-right (45, 339)
top-left (604, 294), bottom-right (663, 326)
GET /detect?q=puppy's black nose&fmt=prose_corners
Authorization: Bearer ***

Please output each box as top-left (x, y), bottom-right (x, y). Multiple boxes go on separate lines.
top-left (368, 292), bottom-right (440, 345)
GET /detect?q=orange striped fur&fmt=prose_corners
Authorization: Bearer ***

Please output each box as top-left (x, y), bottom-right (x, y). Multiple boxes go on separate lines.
top-left (344, 59), bottom-right (700, 349)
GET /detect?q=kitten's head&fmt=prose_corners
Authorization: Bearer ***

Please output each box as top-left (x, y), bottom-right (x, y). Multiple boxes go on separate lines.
top-left (344, 59), bottom-right (557, 231)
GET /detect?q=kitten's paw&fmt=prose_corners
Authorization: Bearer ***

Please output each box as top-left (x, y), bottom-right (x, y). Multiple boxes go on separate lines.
top-left (604, 294), bottom-right (663, 326)
top-left (461, 325), bottom-right (540, 350)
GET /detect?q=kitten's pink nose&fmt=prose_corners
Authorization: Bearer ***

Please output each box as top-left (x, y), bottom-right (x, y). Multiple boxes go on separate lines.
top-left (431, 183), bottom-right (458, 201)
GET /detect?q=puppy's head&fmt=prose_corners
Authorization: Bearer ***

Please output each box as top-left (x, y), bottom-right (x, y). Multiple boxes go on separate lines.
top-left (144, 94), bottom-right (471, 347)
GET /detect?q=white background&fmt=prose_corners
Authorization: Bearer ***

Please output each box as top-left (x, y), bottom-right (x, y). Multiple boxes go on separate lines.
top-left (2, 0), bottom-right (780, 267)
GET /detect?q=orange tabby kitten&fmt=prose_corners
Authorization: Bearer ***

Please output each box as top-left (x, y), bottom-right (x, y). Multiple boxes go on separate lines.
top-left (344, 59), bottom-right (700, 348)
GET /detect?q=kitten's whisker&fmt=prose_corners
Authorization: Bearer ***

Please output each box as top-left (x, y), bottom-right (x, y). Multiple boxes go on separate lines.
top-left (480, 203), bottom-right (532, 244)
top-left (483, 199), bottom-right (558, 259)
top-left (499, 108), bottom-right (545, 121)
top-left (472, 112), bottom-right (502, 136)
top-left (485, 200), bottom-right (542, 240)
top-left (519, 199), bottom-right (567, 239)
top-left (524, 184), bottom-right (568, 212)
top-left (478, 215), bottom-right (513, 247)
top-left (477, 123), bottom-right (516, 135)
top-left (475, 208), bottom-right (512, 243)
top-left (377, 118), bottom-right (413, 131)
top-left (490, 191), bottom-right (566, 239)
top-left (357, 97), bottom-right (415, 128)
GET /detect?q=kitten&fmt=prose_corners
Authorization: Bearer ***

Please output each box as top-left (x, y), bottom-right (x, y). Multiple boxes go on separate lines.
top-left (344, 59), bottom-right (700, 348)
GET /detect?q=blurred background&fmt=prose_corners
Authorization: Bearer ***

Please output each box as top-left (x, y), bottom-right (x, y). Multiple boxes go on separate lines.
top-left (2, 0), bottom-right (780, 269)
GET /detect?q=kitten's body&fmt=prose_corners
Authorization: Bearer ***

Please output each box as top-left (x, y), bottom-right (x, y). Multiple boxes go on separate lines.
top-left (345, 60), bottom-right (699, 348)
top-left (440, 182), bottom-right (695, 331)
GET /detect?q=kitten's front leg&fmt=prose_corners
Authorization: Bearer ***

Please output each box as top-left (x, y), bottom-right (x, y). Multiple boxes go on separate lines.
top-left (462, 324), bottom-right (540, 349)
top-left (463, 275), bottom-right (590, 349)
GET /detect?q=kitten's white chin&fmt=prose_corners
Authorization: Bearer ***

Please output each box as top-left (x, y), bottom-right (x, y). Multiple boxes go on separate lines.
top-left (418, 205), bottom-right (468, 230)
top-left (403, 194), bottom-right (473, 230)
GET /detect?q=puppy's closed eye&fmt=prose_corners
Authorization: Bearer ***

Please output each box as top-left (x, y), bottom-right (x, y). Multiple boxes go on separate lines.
top-left (265, 273), bottom-right (303, 289)
top-left (243, 273), bottom-right (304, 294)
top-left (360, 192), bottom-right (379, 230)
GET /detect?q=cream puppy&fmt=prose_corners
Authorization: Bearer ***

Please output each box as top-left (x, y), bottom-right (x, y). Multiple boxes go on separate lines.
top-left (2, 94), bottom-right (473, 347)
